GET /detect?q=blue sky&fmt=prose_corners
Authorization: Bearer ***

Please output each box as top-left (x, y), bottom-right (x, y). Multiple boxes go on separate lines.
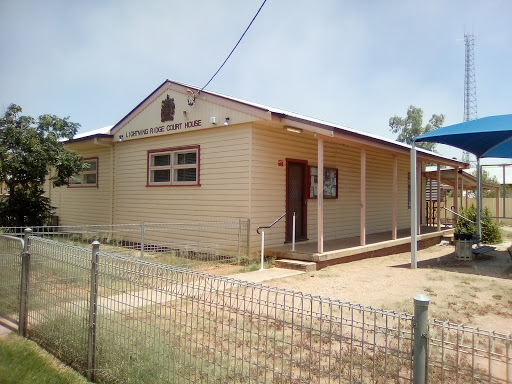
top-left (1, 0), bottom-right (511, 162)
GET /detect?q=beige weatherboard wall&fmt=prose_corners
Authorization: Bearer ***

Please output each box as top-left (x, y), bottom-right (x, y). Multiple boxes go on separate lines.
top-left (48, 135), bottom-right (114, 226)
top-left (49, 80), bottom-right (466, 255)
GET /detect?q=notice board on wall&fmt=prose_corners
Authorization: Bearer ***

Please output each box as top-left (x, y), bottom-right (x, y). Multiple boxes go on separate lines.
top-left (309, 166), bottom-right (338, 199)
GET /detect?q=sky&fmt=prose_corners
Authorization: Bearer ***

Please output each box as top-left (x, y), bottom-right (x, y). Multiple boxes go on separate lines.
top-left (1, 0), bottom-right (512, 166)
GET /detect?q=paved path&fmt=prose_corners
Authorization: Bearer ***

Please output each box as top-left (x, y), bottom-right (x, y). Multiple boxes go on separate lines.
top-left (0, 317), bottom-right (17, 339)
top-left (226, 267), bottom-right (305, 283)
top-left (92, 268), bottom-right (305, 312)
top-left (0, 267), bottom-right (304, 337)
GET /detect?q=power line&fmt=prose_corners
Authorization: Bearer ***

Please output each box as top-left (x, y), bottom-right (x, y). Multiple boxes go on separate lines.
top-left (188, 0), bottom-right (268, 106)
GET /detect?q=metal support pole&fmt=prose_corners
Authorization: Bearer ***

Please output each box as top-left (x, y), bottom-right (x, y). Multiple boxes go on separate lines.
top-left (19, 228), bottom-right (32, 337)
top-left (476, 158), bottom-right (482, 241)
top-left (413, 294), bottom-right (430, 384)
top-left (260, 230), bottom-right (265, 271)
top-left (503, 165), bottom-right (506, 219)
top-left (411, 142), bottom-right (418, 269)
top-left (292, 212), bottom-right (296, 252)
top-left (87, 241), bottom-right (100, 382)
top-left (437, 164), bottom-right (441, 231)
top-left (140, 221), bottom-right (145, 260)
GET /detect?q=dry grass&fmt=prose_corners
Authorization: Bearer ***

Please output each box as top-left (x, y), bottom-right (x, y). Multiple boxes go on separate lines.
top-left (268, 241), bottom-right (512, 334)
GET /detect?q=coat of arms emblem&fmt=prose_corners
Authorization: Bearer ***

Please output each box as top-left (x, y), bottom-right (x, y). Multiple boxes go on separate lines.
top-left (161, 95), bottom-right (175, 122)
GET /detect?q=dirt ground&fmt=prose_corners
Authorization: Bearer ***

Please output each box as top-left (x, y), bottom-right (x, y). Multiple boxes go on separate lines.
top-left (117, 229), bottom-right (512, 335)
top-left (266, 236), bottom-right (512, 335)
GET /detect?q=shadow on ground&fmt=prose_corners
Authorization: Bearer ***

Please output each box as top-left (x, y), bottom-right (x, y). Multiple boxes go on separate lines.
top-left (391, 248), bottom-right (512, 280)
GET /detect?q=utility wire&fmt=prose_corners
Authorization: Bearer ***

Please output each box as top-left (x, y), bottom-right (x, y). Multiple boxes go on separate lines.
top-left (196, 0), bottom-right (267, 97)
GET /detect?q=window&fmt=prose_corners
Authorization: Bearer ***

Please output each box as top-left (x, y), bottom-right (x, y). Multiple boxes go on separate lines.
top-left (69, 158), bottom-right (98, 187)
top-left (147, 146), bottom-right (200, 186)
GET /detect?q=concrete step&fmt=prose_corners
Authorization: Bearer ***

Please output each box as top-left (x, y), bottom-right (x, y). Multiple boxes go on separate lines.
top-left (442, 234), bottom-right (454, 244)
top-left (275, 259), bottom-right (317, 272)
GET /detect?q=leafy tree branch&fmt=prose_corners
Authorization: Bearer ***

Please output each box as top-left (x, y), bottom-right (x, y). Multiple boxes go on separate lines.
top-left (389, 105), bottom-right (444, 151)
top-left (0, 104), bottom-right (85, 226)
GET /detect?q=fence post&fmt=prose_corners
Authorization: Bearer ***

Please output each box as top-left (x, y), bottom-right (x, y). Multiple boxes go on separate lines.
top-left (140, 221), bottom-right (145, 260)
top-left (413, 294), bottom-right (430, 384)
top-left (87, 241), bottom-right (100, 382)
top-left (19, 228), bottom-right (32, 337)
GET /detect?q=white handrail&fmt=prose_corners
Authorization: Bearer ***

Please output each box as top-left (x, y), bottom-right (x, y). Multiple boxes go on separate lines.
top-left (292, 213), bottom-right (296, 252)
top-left (256, 212), bottom-right (295, 270)
top-left (260, 230), bottom-right (265, 271)
top-left (441, 207), bottom-right (475, 223)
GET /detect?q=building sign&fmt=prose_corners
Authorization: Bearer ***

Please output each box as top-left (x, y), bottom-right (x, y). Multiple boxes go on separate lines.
top-left (115, 93), bottom-right (210, 141)
top-left (119, 120), bottom-right (202, 140)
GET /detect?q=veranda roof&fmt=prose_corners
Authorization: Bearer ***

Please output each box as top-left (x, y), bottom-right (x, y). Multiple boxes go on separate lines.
top-left (423, 169), bottom-right (500, 192)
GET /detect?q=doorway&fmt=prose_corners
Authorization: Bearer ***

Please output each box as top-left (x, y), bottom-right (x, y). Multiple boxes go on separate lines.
top-left (286, 159), bottom-right (307, 242)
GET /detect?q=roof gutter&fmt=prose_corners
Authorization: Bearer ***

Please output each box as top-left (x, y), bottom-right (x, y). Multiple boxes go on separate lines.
top-left (278, 113), bottom-right (467, 168)
top-left (64, 134), bottom-right (113, 145)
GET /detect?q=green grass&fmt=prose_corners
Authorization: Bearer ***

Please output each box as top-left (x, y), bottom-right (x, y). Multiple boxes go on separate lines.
top-left (0, 334), bottom-right (88, 384)
top-left (239, 259), bottom-right (274, 272)
top-left (32, 313), bottom-right (233, 384)
top-left (237, 255), bottom-right (275, 272)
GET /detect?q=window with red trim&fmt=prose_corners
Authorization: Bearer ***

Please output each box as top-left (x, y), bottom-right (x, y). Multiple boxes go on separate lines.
top-left (147, 146), bottom-right (199, 186)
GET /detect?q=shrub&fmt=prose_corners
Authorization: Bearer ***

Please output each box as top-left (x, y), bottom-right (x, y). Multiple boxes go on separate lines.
top-left (454, 205), bottom-right (502, 244)
top-left (454, 205), bottom-right (476, 235)
top-left (481, 207), bottom-right (502, 244)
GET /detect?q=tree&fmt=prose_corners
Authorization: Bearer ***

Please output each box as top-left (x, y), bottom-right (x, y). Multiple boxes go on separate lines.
top-left (467, 168), bottom-right (499, 198)
top-left (0, 104), bottom-right (85, 227)
top-left (389, 105), bottom-right (444, 151)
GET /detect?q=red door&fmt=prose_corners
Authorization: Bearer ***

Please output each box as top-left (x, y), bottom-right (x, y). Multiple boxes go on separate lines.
top-left (286, 159), bottom-right (307, 242)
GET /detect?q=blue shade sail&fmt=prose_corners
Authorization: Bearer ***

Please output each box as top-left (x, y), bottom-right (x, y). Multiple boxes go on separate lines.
top-left (414, 114), bottom-right (512, 158)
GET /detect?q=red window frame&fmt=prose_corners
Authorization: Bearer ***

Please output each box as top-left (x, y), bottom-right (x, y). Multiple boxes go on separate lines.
top-left (146, 145), bottom-right (200, 187)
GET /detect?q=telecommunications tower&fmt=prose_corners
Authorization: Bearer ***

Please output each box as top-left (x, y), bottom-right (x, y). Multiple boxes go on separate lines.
top-left (462, 33), bottom-right (477, 164)
top-left (464, 33), bottom-right (477, 122)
